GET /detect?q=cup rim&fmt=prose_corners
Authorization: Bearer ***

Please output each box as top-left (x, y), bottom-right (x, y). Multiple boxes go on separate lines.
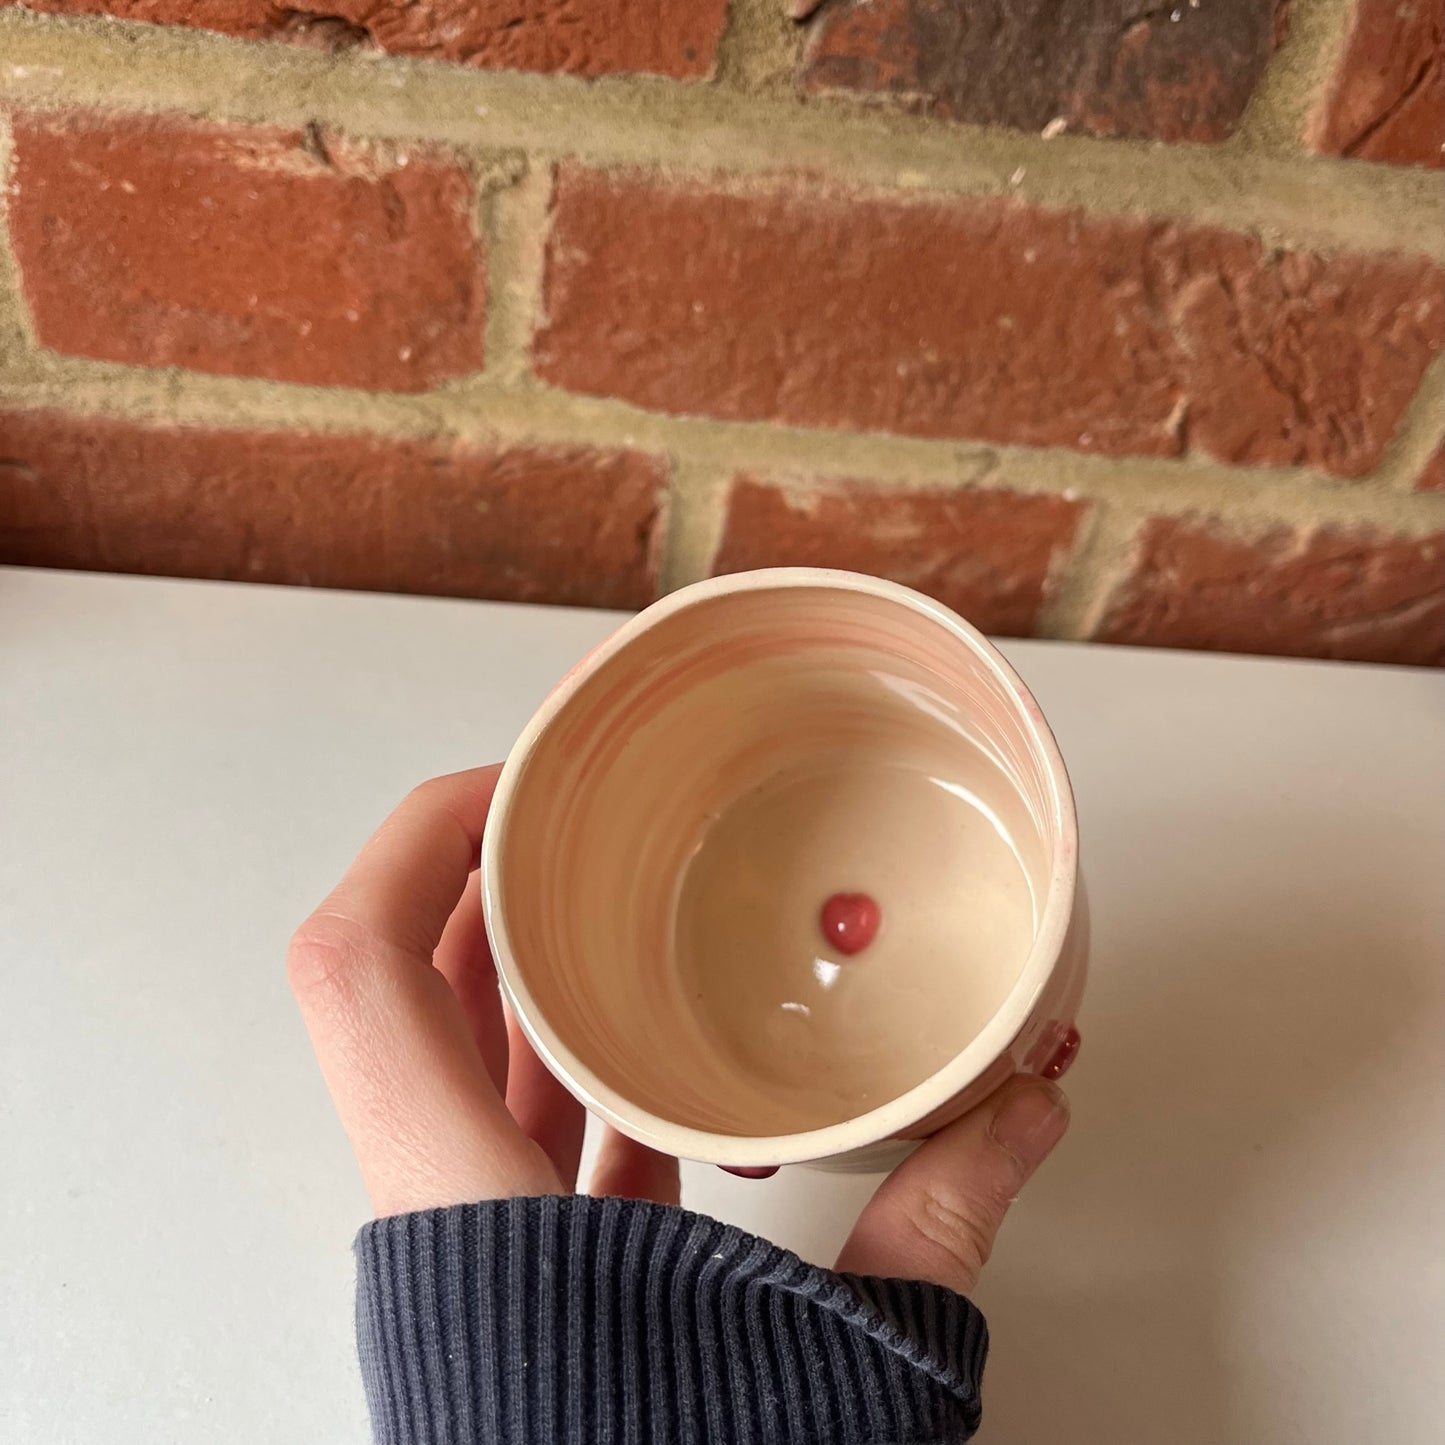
top-left (481, 567), bottom-right (1079, 1167)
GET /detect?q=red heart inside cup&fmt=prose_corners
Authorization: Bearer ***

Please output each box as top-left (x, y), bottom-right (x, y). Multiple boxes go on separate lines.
top-left (820, 892), bottom-right (882, 956)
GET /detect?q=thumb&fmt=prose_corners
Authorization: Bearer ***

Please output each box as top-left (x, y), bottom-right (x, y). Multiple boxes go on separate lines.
top-left (835, 1076), bottom-right (1069, 1295)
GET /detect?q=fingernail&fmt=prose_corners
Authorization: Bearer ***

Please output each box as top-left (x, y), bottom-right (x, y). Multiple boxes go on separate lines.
top-left (720, 1165), bottom-right (779, 1179)
top-left (990, 1081), bottom-right (1069, 1172)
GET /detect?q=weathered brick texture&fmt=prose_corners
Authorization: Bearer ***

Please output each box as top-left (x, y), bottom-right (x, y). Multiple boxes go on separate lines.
top-left (712, 476), bottom-right (1085, 636)
top-left (537, 168), bottom-right (1442, 477)
top-left (800, 0), bottom-right (1288, 144)
top-left (1309, 0), bottom-right (1444, 168)
top-left (1, 0), bottom-right (1440, 662)
top-left (10, 112), bottom-right (486, 391)
top-left (0, 411), bottom-right (667, 607)
top-left (9, 1), bottom-right (729, 77)
top-left (1098, 518), bottom-right (1445, 664)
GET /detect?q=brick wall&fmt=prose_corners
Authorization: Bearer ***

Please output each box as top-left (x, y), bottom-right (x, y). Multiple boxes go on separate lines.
top-left (0, 0), bottom-right (1441, 664)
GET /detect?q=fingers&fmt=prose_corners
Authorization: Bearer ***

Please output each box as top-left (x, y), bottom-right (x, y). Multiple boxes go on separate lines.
top-left (324, 766), bottom-right (501, 961)
top-left (505, 1010), bottom-right (586, 1189)
top-left (288, 768), bottom-right (560, 1215)
top-left (589, 1127), bottom-right (681, 1205)
top-left (433, 870), bottom-right (509, 1096)
top-left (835, 1076), bottom-right (1069, 1295)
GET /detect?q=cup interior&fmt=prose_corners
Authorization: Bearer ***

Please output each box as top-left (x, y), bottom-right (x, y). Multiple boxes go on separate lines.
top-left (486, 574), bottom-right (1071, 1153)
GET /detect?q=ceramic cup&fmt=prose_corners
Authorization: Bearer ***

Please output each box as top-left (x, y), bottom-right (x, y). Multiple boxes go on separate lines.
top-left (481, 568), bottom-right (1087, 1172)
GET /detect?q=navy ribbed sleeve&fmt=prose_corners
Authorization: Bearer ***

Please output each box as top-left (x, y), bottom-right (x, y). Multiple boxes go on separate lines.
top-left (355, 1195), bottom-right (988, 1445)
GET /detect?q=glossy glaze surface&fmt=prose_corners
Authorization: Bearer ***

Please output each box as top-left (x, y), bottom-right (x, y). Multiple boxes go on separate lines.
top-left (485, 570), bottom-right (1082, 1160)
top-left (676, 760), bottom-right (1035, 1130)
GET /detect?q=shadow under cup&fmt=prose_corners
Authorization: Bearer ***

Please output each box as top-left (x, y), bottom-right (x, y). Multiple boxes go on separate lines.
top-left (483, 572), bottom-right (1080, 1168)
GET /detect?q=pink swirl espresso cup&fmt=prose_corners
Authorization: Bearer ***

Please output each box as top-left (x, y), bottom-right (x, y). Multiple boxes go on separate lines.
top-left (481, 569), bottom-right (1087, 1172)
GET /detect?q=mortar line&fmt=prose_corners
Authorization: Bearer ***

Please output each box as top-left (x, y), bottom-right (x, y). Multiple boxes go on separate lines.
top-left (0, 112), bottom-right (36, 367)
top-left (657, 458), bottom-right (733, 593)
top-left (479, 160), bottom-right (553, 386)
top-left (2, 361), bottom-right (1440, 538)
top-left (740, 450), bottom-right (1004, 494)
top-left (713, 0), bottom-right (804, 93)
top-left (1037, 506), bottom-right (1146, 641)
top-left (1375, 354), bottom-right (1445, 494)
top-left (0, 10), bottom-right (1438, 258)
top-left (1231, 0), bottom-right (1357, 156)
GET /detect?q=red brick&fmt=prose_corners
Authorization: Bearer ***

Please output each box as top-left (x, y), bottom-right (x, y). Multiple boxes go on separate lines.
top-left (800, 0), bottom-right (1287, 144)
top-left (0, 410), bottom-right (666, 607)
top-left (1417, 445), bottom-right (1444, 491)
top-left (710, 476), bottom-right (1085, 636)
top-left (11, 1), bottom-right (727, 77)
top-left (8, 112), bottom-right (484, 391)
top-left (4, 2), bottom-right (307, 42)
top-left (1309, 0), bottom-right (1443, 167)
top-left (536, 168), bottom-right (1444, 477)
top-left (1097, 516), bottom-right (1444, 664)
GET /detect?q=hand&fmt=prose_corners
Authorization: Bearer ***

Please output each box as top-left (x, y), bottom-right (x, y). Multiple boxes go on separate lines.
top-left (289, 766), bottom-right (1069, 1295)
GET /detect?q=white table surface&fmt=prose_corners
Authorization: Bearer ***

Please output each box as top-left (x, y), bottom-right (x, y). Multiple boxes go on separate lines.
top-left (1, 566), bottom-right (1441, 1444)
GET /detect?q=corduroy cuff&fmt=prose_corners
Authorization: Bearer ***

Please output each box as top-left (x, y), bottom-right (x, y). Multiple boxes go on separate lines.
top-left (355, 1195), bottom-right (987, 1445)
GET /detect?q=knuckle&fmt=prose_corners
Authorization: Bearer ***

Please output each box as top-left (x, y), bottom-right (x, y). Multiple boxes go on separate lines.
top-left (286, 912), bottom-right (370, 1002)
top-left (405, 775), bottom-right (454, 811)
top-left (910, 1184), bottom-right (1005, 1287)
